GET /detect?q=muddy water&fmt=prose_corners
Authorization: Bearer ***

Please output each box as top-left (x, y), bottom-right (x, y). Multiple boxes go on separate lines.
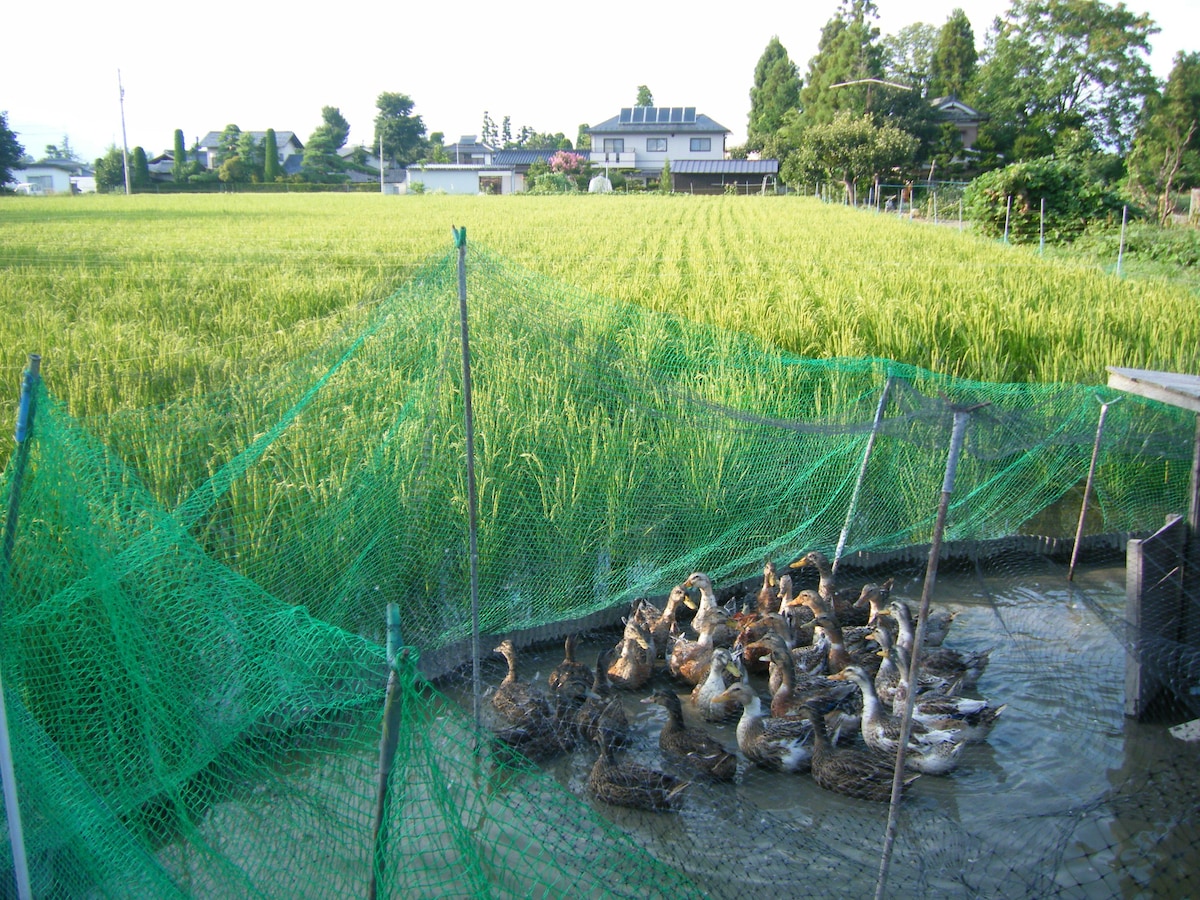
top-left (452, 553), bottom-right (1200, 899)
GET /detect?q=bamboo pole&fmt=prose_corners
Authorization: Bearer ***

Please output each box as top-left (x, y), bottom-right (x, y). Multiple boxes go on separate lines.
top-left (0, 353), bottom-right (39, 900)
top-left (1069, 397), bottom-right (1121, 581)
top-left (875, 401), bottom-right (986, 900)
top-left (368, 606), bottom-right (407, 900)
top-left (454, 227), bottom-right (483, 732)
top-left (833, 375), bottom-right (895, 575)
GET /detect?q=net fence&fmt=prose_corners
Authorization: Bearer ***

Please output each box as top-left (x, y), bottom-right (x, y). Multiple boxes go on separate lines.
top-left (1, 243), bottom-right (1197, 898)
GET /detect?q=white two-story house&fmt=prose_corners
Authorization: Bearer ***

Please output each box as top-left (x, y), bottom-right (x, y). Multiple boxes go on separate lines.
top-left (587, 106), bottom-right (777, 193)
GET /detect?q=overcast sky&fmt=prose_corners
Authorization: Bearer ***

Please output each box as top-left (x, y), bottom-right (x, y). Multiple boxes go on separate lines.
top-left (4, 0), bottom-right (1195, 164)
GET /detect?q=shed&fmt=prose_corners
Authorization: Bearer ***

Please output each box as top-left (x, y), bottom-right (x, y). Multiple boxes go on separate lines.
top-left (670, 159), bottom-right (779, 195)
top-left (1106, 367), bottom-right (1200, 723)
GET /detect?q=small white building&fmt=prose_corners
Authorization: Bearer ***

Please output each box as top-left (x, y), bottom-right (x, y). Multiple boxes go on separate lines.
top-left (7, 161), bottom-right (79, 194)
top-left (404, 164), bottom-right (516, 195)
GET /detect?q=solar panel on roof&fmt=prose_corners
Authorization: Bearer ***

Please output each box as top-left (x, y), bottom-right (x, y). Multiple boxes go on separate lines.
top-left (632, 107), bottom-right (645, 123)
top-left (670, 107), bottom-right (682, 123)
top-left (620, 108), bottom-right (632, 123)
top-left (684, 107), bottom-right (696, 123)
top-left (655, 108), bottom-right (667, 123)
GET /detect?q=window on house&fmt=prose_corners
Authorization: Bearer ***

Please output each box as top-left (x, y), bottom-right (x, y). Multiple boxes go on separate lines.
top-left (689, 138), bottom-right (711, 152)
top-left (647, 138), bottom-right (667, 152)
top-left (603, 139), bottom-right (625, 154)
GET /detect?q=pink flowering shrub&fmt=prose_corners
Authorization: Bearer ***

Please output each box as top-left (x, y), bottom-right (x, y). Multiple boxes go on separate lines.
top-left (548, 151), bottom-right (585, 174)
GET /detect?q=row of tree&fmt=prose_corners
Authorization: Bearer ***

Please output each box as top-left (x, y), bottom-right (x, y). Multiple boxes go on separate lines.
top-left (743, 0), bottom-right (1198, 224)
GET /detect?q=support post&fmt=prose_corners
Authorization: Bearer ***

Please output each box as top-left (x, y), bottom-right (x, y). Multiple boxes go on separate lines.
top-left (1116, 205), bottom-right (1128, 277)
top-left (1069, 396), bottom-right (1121, 581)
top-left (0, 353), bottom-right (39, 900)
top-left (1039, 197), bottom-right (1045, 254)
top-left (1003, 195), bottom-right (1012, 243)
top-left (833, 375), bottom-right (895, 575)
top-left (368, 616), bottom-right (410, 900)
top-left (875, 401), bottom-right (986, 900)
top-left (454, 227), bottom-right (483, 733)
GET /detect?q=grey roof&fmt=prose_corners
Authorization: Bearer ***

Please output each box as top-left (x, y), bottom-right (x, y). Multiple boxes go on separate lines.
top-left (671, 159), bottom-right (779, 175)
top-left (929, 97), bottom-right (987, 122)
top-left (492, 148), bottom-right (567, 166)
top-left (589, 109), bottom-right (729, 135)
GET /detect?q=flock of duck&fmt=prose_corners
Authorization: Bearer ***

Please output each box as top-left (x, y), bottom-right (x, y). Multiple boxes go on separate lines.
top-left (488, 550), bottom-right (1005, 811)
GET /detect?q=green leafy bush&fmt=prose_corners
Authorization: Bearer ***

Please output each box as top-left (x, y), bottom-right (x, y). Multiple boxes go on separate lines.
top-left (964, 157), bottom-right (1128, 244)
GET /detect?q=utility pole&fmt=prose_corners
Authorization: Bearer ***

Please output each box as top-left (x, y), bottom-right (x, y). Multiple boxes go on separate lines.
top-left (118, 69), bottom-right (131, 195)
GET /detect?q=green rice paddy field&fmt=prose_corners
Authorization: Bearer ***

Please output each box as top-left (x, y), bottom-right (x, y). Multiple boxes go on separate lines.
top-left (2, 192), bottom-right (1198, 426)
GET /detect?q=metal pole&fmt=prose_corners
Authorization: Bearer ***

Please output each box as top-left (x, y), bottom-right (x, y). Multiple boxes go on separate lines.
top-left (118, 70), bottom-right (131, 196)
top-left (1069, 397), bottom-right (1121, 581)
top-left (0, 354), bottom-right (39, 900)
top-left (1116, 205), bottom-right (1128, 277)
top-left (875, 402), bottom-right (985, 900)
top-left (833, 376), bottom-right (895, 575)
top-left (1003, 195), bottom-right (1012, 243)
top-left (454, 227), bottom-right (483, 731)
top-left (1039, 198), bottom-right (1045, 254)
top-left (2, 355), bottom-right (40, 610)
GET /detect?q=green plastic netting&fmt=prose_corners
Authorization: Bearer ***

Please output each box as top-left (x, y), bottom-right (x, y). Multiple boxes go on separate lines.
top-left (1, 244), bottom-right (1197, 899)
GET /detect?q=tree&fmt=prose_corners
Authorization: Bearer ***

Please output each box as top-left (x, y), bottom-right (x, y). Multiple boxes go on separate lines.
top-left (43, 135), bottom-right (79, 161)
top-left (375, 93), bottom-right (427, 167)
top-left (659, 158), bottom-right (671, 193)
top-left (480, 110), bottom-right (498, 147)
top-left (973, 0), bottom-right (1158, 159)
top-left (263, 129), bottom-right (280, 182)
top-left (173, 129), bottom-right (188, 183)
top-left (0, 111), bottom-right (26, 186)
top-left (1127, 51), bottom-right (1200, 223)
top-left (929, 8), bottom-right (978, 99)
top-left (747, 36), bottom-right (802, 152)
top-left (779, 110), bottom-right (918, 203)
top-left (215, 124), bottom-right (241, 166)
top-left (300, 125), bottom-right (344, 182)
top-left (94, 145), bottom-right (126, 192)
top-left (798, 0), bottom-right (886, 127)
top-left (321, 106), bottom-right (351, 150)
top-left (636, 85), bottom-right (654, 107)
top-left (130, 146), bottom-right (150, 188)
top-left (576, 124), bottom-right (592, 151)
top-left (882, 23), bottom-right (937, 97)
top-left (237, 131), bottom-right (264, 181)
top-left (501, 115), bottom-right (513, 147)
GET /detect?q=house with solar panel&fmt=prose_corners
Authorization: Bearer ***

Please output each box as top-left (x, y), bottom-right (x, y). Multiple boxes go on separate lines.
top-left (587, 106), bottom-right (778, 194)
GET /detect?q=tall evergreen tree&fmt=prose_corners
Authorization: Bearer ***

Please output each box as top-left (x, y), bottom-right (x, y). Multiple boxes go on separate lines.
top-left (263, 129), bottom-right (280, 182)
top-left (130, 146), bottom-right (150, 188)
top-left (321, 107), bottom-right (351, 149)
top-left (799, 0), bottom-right (886, 127)
top-left (172, 129), bottom-right (187, 183)
top-left (375, 93), bottom-right (427, 167)
top-left (0, 112), bottom-right (25, 187)
top-left (929, 8), bottom-right (978, 99)
top-left (747, 36), bottom-right (802, 152)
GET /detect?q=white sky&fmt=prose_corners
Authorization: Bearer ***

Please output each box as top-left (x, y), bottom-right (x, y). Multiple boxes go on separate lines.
top-left (3, 0), bottom-right (1195, 164)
